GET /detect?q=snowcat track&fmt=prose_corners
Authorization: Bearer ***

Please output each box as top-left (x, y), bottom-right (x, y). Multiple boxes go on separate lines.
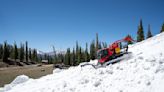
top-left (80, 52), bottom-right (133, 69)
top-left (102, 52), bottom-right (132, 66)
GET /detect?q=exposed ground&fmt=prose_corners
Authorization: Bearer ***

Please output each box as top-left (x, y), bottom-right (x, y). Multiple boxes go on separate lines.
top-left (0, 64), bottom-right (53, 87)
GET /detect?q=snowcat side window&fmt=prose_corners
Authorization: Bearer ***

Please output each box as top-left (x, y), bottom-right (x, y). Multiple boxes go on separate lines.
top-left (97, 49), bottom-right (108, 59)
top-left (103, 50), bottom-right (108, 57)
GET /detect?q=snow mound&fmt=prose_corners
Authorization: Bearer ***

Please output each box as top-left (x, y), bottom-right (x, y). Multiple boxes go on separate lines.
top-left (1, 32), bottom-right (164, 92)
top-left (53, 68), bottom-right (63, 73)
top-left (3, 75), bottom-right (29, 91)
top-left (0, 88), bottom-right (3, 92)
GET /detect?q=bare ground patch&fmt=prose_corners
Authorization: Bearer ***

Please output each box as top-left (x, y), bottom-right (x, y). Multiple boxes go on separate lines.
top-left (0, 64), bottom-right (53, 87)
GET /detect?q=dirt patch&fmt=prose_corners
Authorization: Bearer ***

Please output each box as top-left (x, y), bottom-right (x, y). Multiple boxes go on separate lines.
top-left (0, 64), bottom-right (54, 87)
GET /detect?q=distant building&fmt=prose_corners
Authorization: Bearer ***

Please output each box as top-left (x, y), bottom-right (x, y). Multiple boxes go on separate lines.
top-left (41, 60), bottom-right (48, 64)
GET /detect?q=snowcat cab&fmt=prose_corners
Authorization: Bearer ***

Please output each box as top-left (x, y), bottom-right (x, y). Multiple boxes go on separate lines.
top-left (97, 36), bottom-right (134, 65)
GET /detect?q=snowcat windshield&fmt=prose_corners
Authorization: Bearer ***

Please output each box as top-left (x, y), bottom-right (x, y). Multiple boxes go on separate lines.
top-left (119, 41), bottom-right (128, 49)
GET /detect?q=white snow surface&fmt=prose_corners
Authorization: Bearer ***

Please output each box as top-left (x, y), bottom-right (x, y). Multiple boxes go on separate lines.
top-left (1, 33), bottom-right (164, 92)
top-left (2, 75), bottom-right (30, 92)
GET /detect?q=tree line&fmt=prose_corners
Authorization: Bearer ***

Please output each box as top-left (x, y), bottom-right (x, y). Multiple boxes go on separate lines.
top-left (0, 41), bottom-right (38, 64)
top-left (48, 33), bottom-right (107, 66)
top-left (0, 20), bottom-right (164, 66)
top-left (137, 19), bottom-right (164, 42)
top-left (51, 20), bottom-right (164, 66)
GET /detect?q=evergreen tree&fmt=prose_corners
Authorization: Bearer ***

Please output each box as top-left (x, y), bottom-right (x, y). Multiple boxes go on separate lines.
top-left (0, 44), bottom-right (3, 59)
top-left (64, 48), bottom-right (71, 65)
top-left (137, 19), bottom-right (145, 42)
top-left (55, 53), bottom-right (64, 64)
top-left (98, 42), bottom-right (102, 49)
top-left (77, 47), bottom-right (82, 64)
top-left (8, 44), bottom-right (14, 59)
top-left (3, 41), bottom-right (9, 62)
top-left (9, 46), bottom-right (13, 59)
top-left (67, 48), bottom-right (71, 65)
top-left (85, 43), bottom-right (90, 62)
top-left (80, 48), bottom-right (85, 62)
top-left (90, 40), bottom-right (96, 60)
top-left (96, 33), bottom-right (99, 51)
top-left (44, 54), bottom-right (48, 60)
top-left (37, 55), bottom-right (42, 63)
top-left (72, 48), bottom-right (76, 66)
top-left (54, 53), bottom-right (58, 63)
top-left (60, 53), bottom-right (64, 64)
top-left (29, 48), bottom-right (32, 61)
top-left (35, 49), bottom-right (38, 62)
top-left (32, 49), bottom-right (38, 62)
top-left (102, 42), bottom-right (107, 48)
top-left (19, 43), bottom-right (24, 62)
top-left (52, 46), bottom-right (57, 63)
top-left (14, 42), bottom-right (18, 61)
top-left (75, 41), bottom-right (79, 64)
top-left (147, 24), bottom-right (153, 39)
top-left (160, 23), bottom-right (164, 33)
top-left (25, 41), bottom-right (28, 62)
top-left (47, 55), bottom-right (53, 64)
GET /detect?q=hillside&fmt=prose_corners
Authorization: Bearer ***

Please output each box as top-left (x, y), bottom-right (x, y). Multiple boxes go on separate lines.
top-left (1, 32), bottom-right (164, 92)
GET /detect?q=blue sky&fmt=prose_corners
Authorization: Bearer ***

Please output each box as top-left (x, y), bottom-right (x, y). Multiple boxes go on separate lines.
top-left (0, 0), bottom-right (164, 52)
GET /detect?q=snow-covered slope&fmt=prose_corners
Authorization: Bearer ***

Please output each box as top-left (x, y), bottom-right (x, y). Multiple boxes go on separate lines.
top-left (1, 33), bottom-right (164, 92)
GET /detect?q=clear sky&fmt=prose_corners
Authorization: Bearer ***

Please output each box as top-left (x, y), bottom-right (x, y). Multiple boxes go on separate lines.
top-left (0, 0), bottom-right (164, 52)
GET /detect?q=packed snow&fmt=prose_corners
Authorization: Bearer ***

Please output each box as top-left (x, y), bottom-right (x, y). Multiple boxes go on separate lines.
top-left (1, 33), bottom-right (164, 92)
top-left (2, 75), bottom-right (30, 91)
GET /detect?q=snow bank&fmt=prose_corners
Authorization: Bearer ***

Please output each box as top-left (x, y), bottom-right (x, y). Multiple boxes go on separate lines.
top-left (2, 75), bottom-right (29, 92)
top-left (0, 88), bottom-right (3, 92)
top-left (53, 68), bottom-right (63, 73)
top-left (1, 32), bottom-right (164, 92)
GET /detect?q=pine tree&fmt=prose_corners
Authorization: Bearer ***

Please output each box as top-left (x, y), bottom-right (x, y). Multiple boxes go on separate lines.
top-left (52, 46), bottom-right (57, 63)
top-left (96, 33), bottom-right (99, 51)
top-left (37, 55), bottom-right (42, 63)
top-left (44, 54), bottom-right (48, 60)
top-left (77, 47), bottom-right (82, 64)
top-left (19, 43), bottom-right (24, 62)
top-left (32, 49), bottom-right (38, 62)
top-left (14, 42), bottom-right (18, 61)
top-left (3, 41), bottom-right (9, 62)
top-left (8, 45), bottom-right (14, 59)
top-left (90, 40), bottom-right (96, 60)
top-left (8, 44), bottom-right (14, 59)
top-left (102, 42), bottom-right (107, 48)
top-left (98, 42), bottom-right (102, 49)
top-left (72, 48), bottom-right (76, 66)
top-left (160, 23), bottom-right (164, 33)
top-left (75, 41), bottom-right (79, 64)
top-left (137, 19), bottom-right (145, 42)
top-left (29, 48), bottom-right (32, 61)
top-left (60, 53), bottom-right (64, 64)
top-left (80, 48), bottom-right (85, 63)
top-left (25, 41), bottom-right (28, 62)
top-left (0, 44), bottom-right (3, 59)
top-left (35, 49), bottom-right (38, 62)
top-left (147, 24), bottom-right (153, 39)
top-left (85, 43), bottom-right (90, 62)
top-left (47, 55), bottom-right (53, 64)
top-left (65, 48), bottom-right (71, 65)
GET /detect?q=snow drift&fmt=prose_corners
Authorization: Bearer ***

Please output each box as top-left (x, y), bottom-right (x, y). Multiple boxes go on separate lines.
top-left (2, 75), bottom-right (30, 91)
top-left (1, 33), bottom-right (164, 92)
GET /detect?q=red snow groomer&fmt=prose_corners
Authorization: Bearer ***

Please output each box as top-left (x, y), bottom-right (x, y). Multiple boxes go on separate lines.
top-left (97, 36), bottom-right (134, 65)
